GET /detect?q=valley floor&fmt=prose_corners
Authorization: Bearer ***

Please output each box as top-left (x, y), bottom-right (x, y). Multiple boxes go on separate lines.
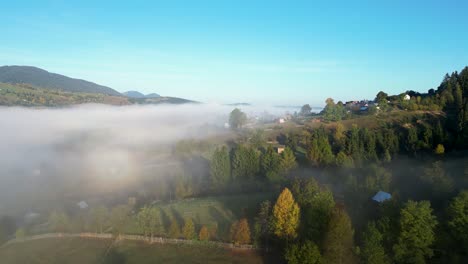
top-left (0, 237), bottom-right (270, 264)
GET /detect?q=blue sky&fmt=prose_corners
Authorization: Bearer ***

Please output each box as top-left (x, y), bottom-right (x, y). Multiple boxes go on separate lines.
top-left (1, 0), bottom-right (467, 105)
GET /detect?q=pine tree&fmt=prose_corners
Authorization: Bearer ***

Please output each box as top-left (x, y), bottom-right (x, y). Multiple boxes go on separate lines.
top-left (323, 208), bottom-right (356, 264)
top-left (285, 240), bottom-right (322, 264)
top-left (254, 200), bottom-right (272, 247)
top-left (393, 200), bottom-right (437, 264)
top-left (261, 146), bottom-right (281, 182)
top-left (280, 147), bottom-right (297, 173)
top-left (361, 222), bottom-right (388, 264)
top-left (447, 190), bottom-right (468, 251)
top-left (210, 146), bottom-right (231, 188)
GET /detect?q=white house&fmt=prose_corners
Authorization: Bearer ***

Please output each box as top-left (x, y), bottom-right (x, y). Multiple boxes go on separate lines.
top-left (278, 118), bottom-right (285, 124)
top-left (403, 94), bottom-right (411, 101)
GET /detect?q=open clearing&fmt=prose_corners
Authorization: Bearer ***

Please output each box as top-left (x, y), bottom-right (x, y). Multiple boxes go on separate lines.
top-left (0, 237), bottom-right (269, 264)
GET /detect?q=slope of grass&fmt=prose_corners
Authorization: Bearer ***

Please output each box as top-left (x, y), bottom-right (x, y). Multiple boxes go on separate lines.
top-left (123, 192), bottom-right (275, 240)
top-left (0, 237), bottom-right (266, 264)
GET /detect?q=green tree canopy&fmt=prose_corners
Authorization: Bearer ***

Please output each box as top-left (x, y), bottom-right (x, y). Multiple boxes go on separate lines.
top-left (323, 208), bottom-right (356, 264)
top-left (448, 190), bottom-right (468, 251)
top-left (361, 222), bottom-right (389, 264)
top-left (300, 104), bottom-right (312, 116)
top-left (285, 240), bottom-right (322, 264)
top-left (280, 147), bottom-right (297, 174)
top-left (393, 200), bottom-right (437, 264)
top-left (229, 108), bottom-right (247, 130)
top-left (210, 146), bottom-right (231, 188)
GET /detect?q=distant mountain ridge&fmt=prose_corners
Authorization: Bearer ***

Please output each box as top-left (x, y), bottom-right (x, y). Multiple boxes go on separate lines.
top-left (0, 66), bottom-right (121, 96)
top-left (0, 65), bottom-right (196, 106)
top-left (123, 91), bottom-right (160, 98)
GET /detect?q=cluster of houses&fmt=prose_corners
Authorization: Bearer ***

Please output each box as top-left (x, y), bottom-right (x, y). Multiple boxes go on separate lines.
top-left (344, 100), bottom-right (377, 112)
top-left (345, 94), bottom-right (411, 113)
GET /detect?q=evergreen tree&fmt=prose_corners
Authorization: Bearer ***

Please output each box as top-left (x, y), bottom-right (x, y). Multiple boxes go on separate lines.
top-left (361, 222), bottom-right (389, 264)
top-left (210, 146), bottom-right (231, 188)
top-left (254, 200), bottom-right (272, 247)
top-left (280, 147), bottom-right (297, 173)
top-left (447, 190), bottom-right (468, 251)
top-left (302, 189), bottom-right (335, 243)
top-left (323, 208), bottom-right (356, 264)
top-left (261, 146), bottom-right (281, 182)
top-left (285, 240), bottom-right (322, 264)
top-left (393, 200), bottom-right (437, 264)
top-left (232, 144), bottom-right (260, 180)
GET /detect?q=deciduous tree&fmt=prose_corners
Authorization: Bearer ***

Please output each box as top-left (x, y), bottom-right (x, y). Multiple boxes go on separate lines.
top-left (199, 225), bottom-right (210, 241)
top-left (182, 218), bottom-right (196, 240)
top-left (229, 108), bottom-right (247, 130)
top-left (272, 188), bottom-right (300, 240)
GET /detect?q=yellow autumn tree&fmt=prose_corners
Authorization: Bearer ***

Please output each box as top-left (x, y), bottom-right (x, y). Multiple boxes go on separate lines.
top-left (230, 218), bottom-right (251, 245)
top-left (272, 187), bottom-right (300, 240)
top-left (182, 218), bottom-right (196, 240)
top-left (199, 225), bottom-right (210, 241)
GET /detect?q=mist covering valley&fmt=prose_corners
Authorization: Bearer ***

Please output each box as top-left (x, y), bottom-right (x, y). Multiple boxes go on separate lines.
top-left (0, 103), bottom-right (302, 216)
top-left (0, 104), bottom-right (225, 214)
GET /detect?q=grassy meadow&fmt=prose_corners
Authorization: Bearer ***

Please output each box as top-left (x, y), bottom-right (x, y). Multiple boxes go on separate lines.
top-left (0, 237), bottom-right (268, 264)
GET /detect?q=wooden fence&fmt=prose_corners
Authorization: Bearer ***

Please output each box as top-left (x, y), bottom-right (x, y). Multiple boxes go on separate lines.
top-left (1, 232), bottom-right (256, 250)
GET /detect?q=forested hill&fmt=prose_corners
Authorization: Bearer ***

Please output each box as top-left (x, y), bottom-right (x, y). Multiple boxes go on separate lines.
top-left (0, 66), bottom-right (196, 106)
top-left (0, 66), bottom-right (121, 96)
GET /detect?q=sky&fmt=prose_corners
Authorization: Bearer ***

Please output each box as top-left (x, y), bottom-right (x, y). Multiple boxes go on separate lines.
top-left (1, 0), bottom-right (467, 105)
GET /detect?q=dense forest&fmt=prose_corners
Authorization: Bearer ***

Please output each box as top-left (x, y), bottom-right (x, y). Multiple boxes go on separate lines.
top-left (1, 67), bottom-right (468, 264)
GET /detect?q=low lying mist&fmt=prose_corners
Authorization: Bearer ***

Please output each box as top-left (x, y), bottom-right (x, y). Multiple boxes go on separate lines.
top-left (0, 104), bottom-right (232, 215)
top-left (0, 103), bottom-right (298, 217)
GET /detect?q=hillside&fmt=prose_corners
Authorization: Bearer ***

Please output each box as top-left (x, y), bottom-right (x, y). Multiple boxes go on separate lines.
top-left (124, 91), bottom-right (161, 98)
top-left (0, 66), bottom-right (121, 96)
top-left (0, 83), bottom-right (194, 107)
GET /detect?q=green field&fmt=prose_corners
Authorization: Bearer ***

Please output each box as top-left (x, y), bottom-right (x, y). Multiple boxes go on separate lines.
top-left (0, 237), bottom-right (268, 264)
top-left (122, 192), bottom-right (276, 240)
